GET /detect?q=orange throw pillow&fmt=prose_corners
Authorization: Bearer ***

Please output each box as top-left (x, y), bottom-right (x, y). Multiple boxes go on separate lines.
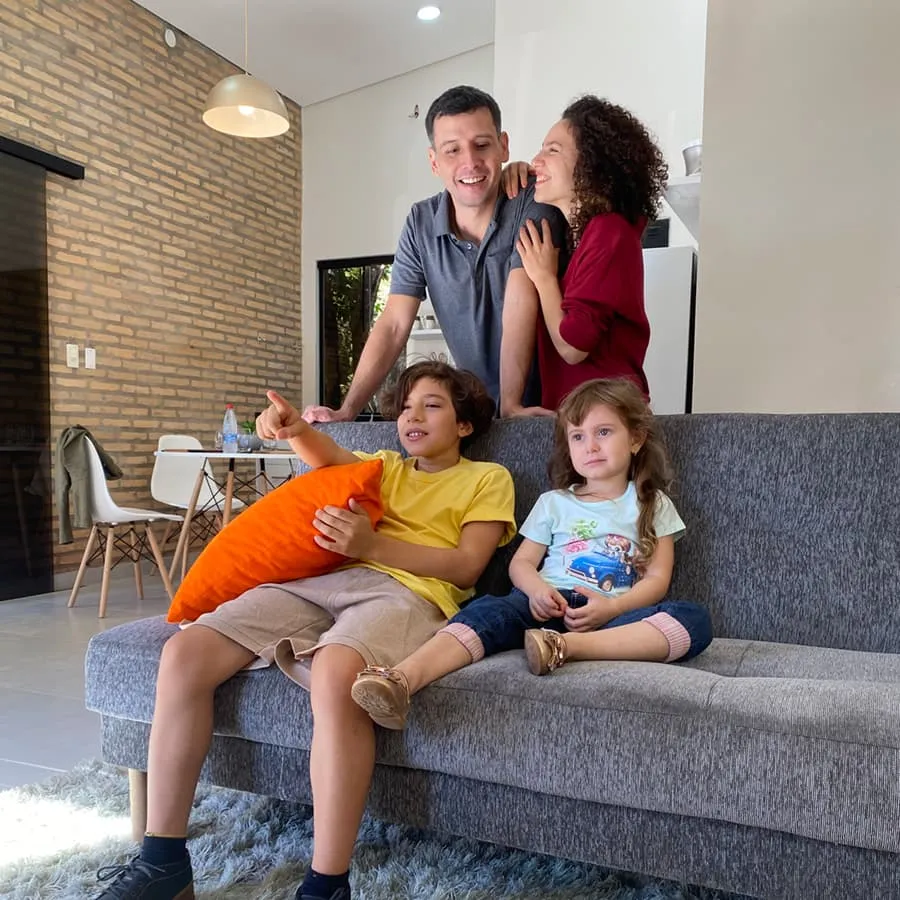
top-left (167, 458), bottom-right (384, 623)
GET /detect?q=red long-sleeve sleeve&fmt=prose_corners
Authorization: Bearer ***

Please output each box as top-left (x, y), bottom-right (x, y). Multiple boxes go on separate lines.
top-left (558, 221), bottom-right (621, 352)
top-left (538, 213), bottom-right (651, 409)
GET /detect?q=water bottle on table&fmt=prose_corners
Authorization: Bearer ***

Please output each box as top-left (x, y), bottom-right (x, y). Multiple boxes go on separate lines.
top-left (222, 403), bottom-right (239, 454)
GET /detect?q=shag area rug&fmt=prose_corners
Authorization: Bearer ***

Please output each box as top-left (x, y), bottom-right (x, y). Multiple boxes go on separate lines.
top-left (0, 760), bottom-right (749, 900)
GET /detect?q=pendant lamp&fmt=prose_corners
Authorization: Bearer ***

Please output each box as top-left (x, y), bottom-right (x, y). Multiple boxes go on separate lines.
top-left (203, 0), bottom-right (289, 139)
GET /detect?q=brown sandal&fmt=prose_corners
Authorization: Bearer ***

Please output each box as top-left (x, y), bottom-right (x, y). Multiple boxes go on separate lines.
top-left (524, 629), bottom-right (568, 676)
top-left (351, 665), bottom-right (411, 730)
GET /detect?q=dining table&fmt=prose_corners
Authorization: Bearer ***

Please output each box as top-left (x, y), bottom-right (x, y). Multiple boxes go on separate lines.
top-left (156, 448), bottom-right (298, 582)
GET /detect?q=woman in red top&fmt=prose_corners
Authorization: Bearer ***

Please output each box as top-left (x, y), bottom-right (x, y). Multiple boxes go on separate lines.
top-left (514, 96), bottom-right (667, 410)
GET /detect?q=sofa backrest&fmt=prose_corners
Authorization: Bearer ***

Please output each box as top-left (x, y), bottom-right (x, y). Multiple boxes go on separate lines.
top-left (660, 413), bottom-right (900, 653)
top-left (321, 413), bottom-right (900, 653)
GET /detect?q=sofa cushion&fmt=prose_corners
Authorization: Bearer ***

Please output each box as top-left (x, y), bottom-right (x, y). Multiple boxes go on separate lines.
top-left (86, 621), bottom-right (900, 855)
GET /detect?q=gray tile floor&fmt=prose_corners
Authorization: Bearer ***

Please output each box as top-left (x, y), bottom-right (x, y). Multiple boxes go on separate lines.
top-left (0, 576), bottom-right (169, 789)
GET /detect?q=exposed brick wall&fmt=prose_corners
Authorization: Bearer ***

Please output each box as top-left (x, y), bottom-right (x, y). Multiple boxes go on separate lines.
top-left (0, 0), bottom-right (303, 574)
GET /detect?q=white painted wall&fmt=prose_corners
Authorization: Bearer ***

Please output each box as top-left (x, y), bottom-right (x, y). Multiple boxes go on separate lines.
top-left (695, 0), bottom-right (900, 412)
top-left (492, 0), bottom-right (707, 248)
top-left (300, 46), bottom-right (494, 407)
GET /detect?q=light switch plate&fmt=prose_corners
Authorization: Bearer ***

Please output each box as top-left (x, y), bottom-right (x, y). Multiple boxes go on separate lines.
top-left (66, 343), bottom-right (79, 368)
top-left (85, 347), bottom-right (96, 369)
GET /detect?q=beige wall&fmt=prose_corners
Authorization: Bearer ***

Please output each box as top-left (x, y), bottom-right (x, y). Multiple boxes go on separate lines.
top-left (0, 0), bottom-right (303, 572)
top-left (493, 0), bottom-right (707, 249)
top-left (694, 0), bottom-right (900, 412)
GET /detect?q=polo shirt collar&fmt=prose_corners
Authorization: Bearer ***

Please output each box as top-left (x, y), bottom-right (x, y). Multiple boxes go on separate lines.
top-left (435, 189), bottom-right (506, 238)
top-left (435, 191), bottom-right (454, 237)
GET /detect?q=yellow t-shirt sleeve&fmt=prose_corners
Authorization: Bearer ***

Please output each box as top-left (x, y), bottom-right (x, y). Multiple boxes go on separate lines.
top-left (353, 449), bottom-right (388, 464)
top-left (461, 465), bottom-right (517, 546)
top-left (352, 449), bottom-right (399, 476)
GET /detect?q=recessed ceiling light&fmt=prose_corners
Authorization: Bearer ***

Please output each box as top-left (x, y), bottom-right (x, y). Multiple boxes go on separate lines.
top-left (417, 6), bottom-right (441, 21)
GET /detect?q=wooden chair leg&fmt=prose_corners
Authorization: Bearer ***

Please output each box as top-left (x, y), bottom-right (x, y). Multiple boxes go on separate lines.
top-left (98, 525), bottom-right (116, 619)
top-left (128, 769), bottom-right (148, 842)
top-left (147, 520), bottom-right (175, 577)
top-left (169, 517), bottom-right (198, 584)
top-left (146, 523), bottom-right (175, 602)
top-left (68, 525), bottom-right (98, 608)
top-left (222, 466), bottom-right (235, 527)
top-left (168, 536), bottom-right (183, 586)
top-left (169, 468), bottom-right (204, 587)
top-left (130, 526), bottom-right (144, 600)
top-left (180, 530), bottom-right (190, 582)
top-left (159, 519), bottom-right (175, 551)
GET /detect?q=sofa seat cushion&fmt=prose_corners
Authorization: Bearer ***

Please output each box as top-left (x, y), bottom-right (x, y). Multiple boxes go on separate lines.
top-left (86, 621), bottom-right (900, 855)
top-left (683, 637), bottom-right (900, 681)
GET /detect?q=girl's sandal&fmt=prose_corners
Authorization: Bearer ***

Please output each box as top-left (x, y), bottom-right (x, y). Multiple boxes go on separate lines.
top-left (524, 629), bottom-right (569, 676)
top-left (351, 666), bottom-right (411, 730)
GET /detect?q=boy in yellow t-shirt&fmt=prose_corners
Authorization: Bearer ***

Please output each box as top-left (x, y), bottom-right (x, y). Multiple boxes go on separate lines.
top-left (350, 446), bottom-right (514, 618)
top-left (93, 361), bottom-right (515, 900)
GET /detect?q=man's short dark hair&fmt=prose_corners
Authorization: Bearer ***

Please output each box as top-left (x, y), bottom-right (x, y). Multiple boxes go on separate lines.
top-left (425, 85), bottom-right (502, 146)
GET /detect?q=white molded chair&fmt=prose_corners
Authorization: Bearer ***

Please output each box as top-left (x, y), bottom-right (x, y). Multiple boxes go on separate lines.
top-left (68, 438), bottom-right (183, 618)
top-left (151, 435), bottom-right (247, 513)
top-left (150, 434), bottom-right (245, 580)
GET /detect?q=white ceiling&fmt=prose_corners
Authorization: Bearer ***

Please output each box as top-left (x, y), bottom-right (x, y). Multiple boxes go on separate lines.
top-left (133, 0), bottom-right (495, 107)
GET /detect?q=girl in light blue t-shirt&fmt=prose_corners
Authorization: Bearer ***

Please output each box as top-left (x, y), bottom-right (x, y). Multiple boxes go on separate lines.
top-left (352, 378), bottom-right (712, 730)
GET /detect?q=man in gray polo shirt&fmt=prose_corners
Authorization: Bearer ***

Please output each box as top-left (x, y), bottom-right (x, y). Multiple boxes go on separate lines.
top-left (303, 85), bottom-right (566, 422)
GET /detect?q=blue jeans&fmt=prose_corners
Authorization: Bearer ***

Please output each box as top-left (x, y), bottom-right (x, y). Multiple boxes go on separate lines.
top-left (448, 588), bottom-right (712, 662)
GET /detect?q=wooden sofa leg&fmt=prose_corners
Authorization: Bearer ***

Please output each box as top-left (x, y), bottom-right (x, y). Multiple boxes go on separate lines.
top-left (128, 768), bottom-right (148, 842)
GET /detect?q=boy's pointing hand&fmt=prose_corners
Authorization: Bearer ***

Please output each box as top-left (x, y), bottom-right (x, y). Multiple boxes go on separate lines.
top-left (257, 390), bottom-right (305, 441)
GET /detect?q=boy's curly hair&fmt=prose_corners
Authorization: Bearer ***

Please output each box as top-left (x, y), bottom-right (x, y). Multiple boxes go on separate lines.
top-left (562, 95), bottom-right (668, 246)
top-left (379, 360), bottom-right (495, 451)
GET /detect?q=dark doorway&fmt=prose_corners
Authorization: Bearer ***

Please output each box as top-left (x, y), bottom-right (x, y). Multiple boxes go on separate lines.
top-left (318, 255), bottom-right (401, 419)
top-left (0, 152), bottom-right (53, 599)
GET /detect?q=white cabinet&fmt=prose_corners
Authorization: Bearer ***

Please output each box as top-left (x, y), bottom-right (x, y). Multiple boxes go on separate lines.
top-left (643, 246), bottom-right (696, 414)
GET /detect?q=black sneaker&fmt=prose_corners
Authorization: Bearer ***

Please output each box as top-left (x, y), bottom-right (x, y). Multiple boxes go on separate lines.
top-left (295, 886), bottom-right (351, 900)
top-left (93, 854), bottom-right (194, 899)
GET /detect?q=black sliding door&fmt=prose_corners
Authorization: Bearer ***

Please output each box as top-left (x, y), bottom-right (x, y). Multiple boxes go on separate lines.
top-left (0, 152), bottom-right (53, 599)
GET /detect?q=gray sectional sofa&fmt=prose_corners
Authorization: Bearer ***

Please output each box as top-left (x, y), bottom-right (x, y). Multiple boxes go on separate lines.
top-left (85, 415), bottom-right (900, 899)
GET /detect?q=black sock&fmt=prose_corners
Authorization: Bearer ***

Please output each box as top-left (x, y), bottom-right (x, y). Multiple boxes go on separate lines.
top-left (140, 834), bottom-right (188, 866)
top-left (298, 868), bottom-right (350, 899)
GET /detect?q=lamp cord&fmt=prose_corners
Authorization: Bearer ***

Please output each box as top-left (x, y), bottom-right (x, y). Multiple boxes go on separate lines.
top-left (243, 0), bottom-right (249, 73)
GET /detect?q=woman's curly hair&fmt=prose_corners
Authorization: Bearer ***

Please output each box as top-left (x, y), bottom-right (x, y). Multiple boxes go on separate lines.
top-left (562, 95), bottom-right (668, 246)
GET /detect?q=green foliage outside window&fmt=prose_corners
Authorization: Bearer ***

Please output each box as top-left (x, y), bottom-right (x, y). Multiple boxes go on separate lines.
top-left (320, 260), bottom-right (399, 416)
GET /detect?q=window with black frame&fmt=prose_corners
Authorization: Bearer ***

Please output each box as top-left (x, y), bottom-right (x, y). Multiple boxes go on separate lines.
top-left (318, 255), bottom-right (403, 420)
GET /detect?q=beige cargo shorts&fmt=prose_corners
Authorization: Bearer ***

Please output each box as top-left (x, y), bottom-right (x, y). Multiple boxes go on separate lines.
top-left (190, 567), bottom-right (446, 689)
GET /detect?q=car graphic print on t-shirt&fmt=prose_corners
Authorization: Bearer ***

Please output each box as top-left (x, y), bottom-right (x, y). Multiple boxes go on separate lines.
top-left (563, 524), bottom-right (638, 594)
